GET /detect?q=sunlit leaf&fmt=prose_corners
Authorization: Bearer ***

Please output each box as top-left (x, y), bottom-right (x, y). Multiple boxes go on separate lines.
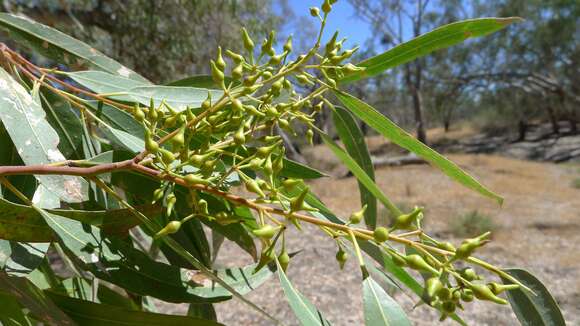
top-left (363, 276), bottom-right (411, 326)
top-left (332, 106), bottom-right (377, 228)
top-left (335, 91), bottom-right (503, 204)
top-left (342, 18), bottom-right (522, 83)
top-left (277, 259), bottom-right (332, 326)
top-left (0, 68), bottom-right (87, 203)
top-left (0, 13), bottom-right (149, 83)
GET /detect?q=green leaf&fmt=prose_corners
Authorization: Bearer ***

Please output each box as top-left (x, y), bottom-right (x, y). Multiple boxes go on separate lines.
top-left (67, 71), bottom-right (147, 100)
top-left (166, 75), bottom-right (236, 89)
top-left (0, 197), bottom-right (155, 242)
top-left (0, 68), bottom-right (87, 203)
top-left (502, 269), bottom-right (565, 326)
top-left (332, 106), bottom-right (377, 228)
top-left (0, 240), bottom-right (49, 276)
top-left (0, 13), bottom-right (149, 83)
top-left (276, 259), bottom-right (332, 326)
top-left (335, 91), bottom-right (503, 204)
top-left (40, 90), bottom-right (84, 160)
top-left (0, 292), bottom-right (32, 326)
top-left (342, 17), bottom-right (523, 83)
top-left (363, 276), bottom-right (411, 326)
top-left (46, 292), bottom-right (224, 326)
top-left (127, 86), bottom-right (223, 112)
top-left (279, 156), bottom-right (328, 179)
top-left (0, 272), bottom-right (75, 326)
top-left (89, 238), bottom-right (275, 304)
top-left (319, 132), bottom-right (401, 217)
top-left (34, 206), bottom-right (115, 263)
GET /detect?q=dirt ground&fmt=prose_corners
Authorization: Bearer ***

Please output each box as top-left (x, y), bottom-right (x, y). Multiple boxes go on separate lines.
top-left (210, 146), bottom-right (580, 325)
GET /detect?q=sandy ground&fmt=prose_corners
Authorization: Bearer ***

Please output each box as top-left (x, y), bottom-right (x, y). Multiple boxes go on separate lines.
top-left (209, 150), bottom-right (580, 325)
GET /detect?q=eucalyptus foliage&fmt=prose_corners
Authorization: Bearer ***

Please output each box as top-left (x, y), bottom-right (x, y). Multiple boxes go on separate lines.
top-left (0, 1), bottom-right (565, 325)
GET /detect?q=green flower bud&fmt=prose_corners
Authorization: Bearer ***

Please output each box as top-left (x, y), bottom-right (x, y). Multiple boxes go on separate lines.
top-left (243, 73), bottom-right (260, 87)
top-left (152, 188), bottom-right (164, 203)
top-left (454, 232), bottom-right (490, 260)
top-left (437, 287), bottom-right (453, 301)
top-left (373, 226), bottom-right (389, 242)
top-left (198, 199), bottom-right (208, 214)
top-left (487, 282), bottom-right (519, 295)
top-left (166, 193), bottom-right (177, 216)
top-left (269, 54), bottom-right (283, 65)
top-left (155, 220), bottom-right (181, 238)
top-left (148, 98), bottom-right (158, 121)
top-left (391, 253), bottom-right (407, 267)
top-left (282, 178), bottom-right (302, 190)
top-left (425, 277), bottom-right (444, 300)
top-left (393, 207), bottom-right (423, 230)
top-left (461, 268), bottom-right (480, 281)
top-left (170, 127), bottom-right (185, 150)
top-left (283, 35), bottom-right (293, 52)
top-left (241, 27), bottom-right (255, 52)
top-left (469, 283), bottom-right (508, 305)
top-left (290, 186), bottom-right (309, 212)
top-left (257, 143), bottom-right (279, 158)
top-left (306, 129), bottom-right (314, 145)
top-left (202, 93), bottom-right (212, 110)
top-left (278, 250), bottom-right (290, 272)
top-left (438, 241), bottom-right (456, 252)
top-left (335, 248), bottom-right (348, 269)
top-left (322, 0), bottom-right (332, 13)
top-left (244, 178), bottom-right (266, 197)
top-left (159, 149), bottom-right (176, 165)
top-left (226, 49), bottom-right (244, 63)
top-left (405, 254), bottom-right (440, 275)
top-left (310, 7), bottom-right (320, 17)
top-left (234, 126), bottom-right (246, 146)
top-left (216, 46), bottom-right (226, 71)
top-left (252, 224), bottom-right (278, 239)
top-left (210, 60), bottom-right (225, 88)
top-left (184, 174), bottom-right (208, 186)
top-left (441, 301), bottom-right (456, 314)
top-left (145, 138), bottom-right (159, 154)
top-left (254, 247), bottom-right (276, 273)
top-left (232, 64), bottom-right (243, 80)
top-left (461, 289), bottom-right (474, 302)
top-left (133, 105), bottom-right (145, 122)
top-left (325, 31), bottom-right (339, 54)
top-left (264, 155), bottom-right (273, 176)
top-left (273, 155), bottom-right (284, 174)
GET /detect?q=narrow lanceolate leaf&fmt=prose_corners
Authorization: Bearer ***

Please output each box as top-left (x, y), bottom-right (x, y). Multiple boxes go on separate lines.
top-left (363, 277), bottom-right (411, 326)
top-left (0, 272), bottom-right (75, 326)
top-left (0, 13), bottom-right (149, 83)
top-left (88, 238), bottom-right (275, 304)
top-left (166, 74), bottom-right (236, 89)
top-left (280, 156), bottom-right (328, 179)
top-left (276, 259), bottom-right (332, 326)
top-left (320, 132), bottom-right (401, 217)
top-left (0, 197), bottom-right (153, 242)
top-left (342, 17), bottom-right (522, 83)
top-left (127, 86), bottom-right (223, 112)
top-left (33, 207), bottom-right (115, 263)
top-left (67, 71), bottom-right (147, 100)
top-left (502, 269), bottom-right (565, 326)
top-left (0, 68), bottom-right (87, 203)
top-left (332, 106), bottom-right (377, 228)
top-left (46, 292), bottom-right (224, 326)
top-left (40, 90), bottom-right (84, 160)
top-left (0, 240), bottom-right (49, 276)
top-left (335, 91), bottom-right (503, 204)
top-left (0, 292), bottom-right (31, 326)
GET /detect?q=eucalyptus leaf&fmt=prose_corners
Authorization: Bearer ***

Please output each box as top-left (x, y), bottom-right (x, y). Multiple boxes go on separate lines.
top-left (277, 259), bottom-right (332, 326)
top-left (342, 18), bottom-right (522, 83)
top-left (46, 292), bottom-right (224, 326)
top-left (0, 271), bottom-right (75, 326)
top-left (127, 86), bottom-right (222, 112)
top-left (502, 269), bottom-right (565, 326)
top-left (0, 68), bottom-right (87, 203)
top-left (0, 240), bottom-right (49, 276)
top-left (335, 91), bottom-right (503, 204)
top-left (363, 276), bottom-right (411, 326)
top-left (0, 13), bottom-right (149, 83)
top-left (67, 71), bottom-right (147, 99)
top-left (332, 106), bottom-right (377, 228)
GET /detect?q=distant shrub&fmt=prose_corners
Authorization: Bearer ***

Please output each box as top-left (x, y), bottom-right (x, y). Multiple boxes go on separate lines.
top-left (451, 210), bottom-right (496, 237)
top-left (571, 178), bottom-right (580, 189)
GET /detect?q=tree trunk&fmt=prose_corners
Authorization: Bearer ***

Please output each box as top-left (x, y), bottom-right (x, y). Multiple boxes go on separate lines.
top-left (411, 88), bottom-right (426, 143)
top-left (545, 106), bottom-right (559, 134)
top-left (517, 119), bottom-right (527, 141)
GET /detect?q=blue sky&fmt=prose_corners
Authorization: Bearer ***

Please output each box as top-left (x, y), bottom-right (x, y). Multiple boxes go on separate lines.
top-left (282, 1), bottom-right (373, 49)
